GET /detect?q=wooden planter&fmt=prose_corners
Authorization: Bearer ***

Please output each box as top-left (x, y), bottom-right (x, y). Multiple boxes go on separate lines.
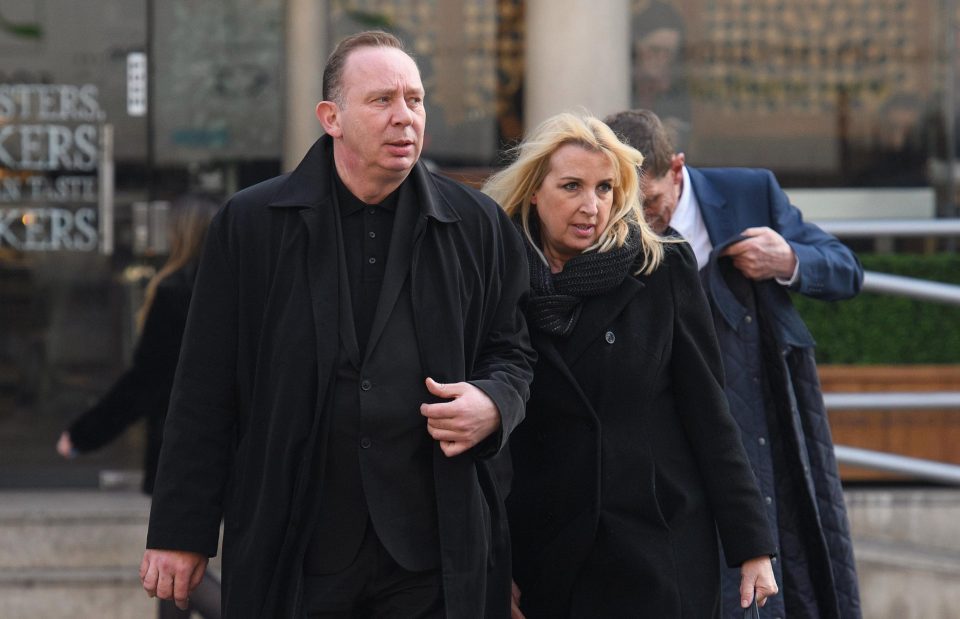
top-left (819, 365), bottom-right (960, 482)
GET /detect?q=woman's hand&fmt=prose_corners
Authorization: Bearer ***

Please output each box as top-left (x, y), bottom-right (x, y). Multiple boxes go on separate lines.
top-left (510, 580), bottom-right (526, 619)
top-left (56, 431), bottom-right (76, 459)
top-left (740, 555), bottom-right (778, 608)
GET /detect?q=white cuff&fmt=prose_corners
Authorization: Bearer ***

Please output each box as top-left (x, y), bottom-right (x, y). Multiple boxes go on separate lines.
top-left (775, 256), bottom-right (800, 287)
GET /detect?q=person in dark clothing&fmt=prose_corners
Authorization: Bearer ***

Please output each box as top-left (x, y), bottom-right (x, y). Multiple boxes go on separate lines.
top-left (483, 112), bottom-right (777, 618)
top-left (139, 31), bottom-right (535, 619)
top-left (56, 193), bottom-right (221, 619)
top-left (604, 108), bottom-right (864, 619)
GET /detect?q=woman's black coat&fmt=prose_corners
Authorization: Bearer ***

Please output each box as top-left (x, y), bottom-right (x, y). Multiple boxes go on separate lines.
top-left (146, 136), bottom-right (535, 618)
top-left (507, 242), bottom-right (775, 618)
top-left (68, 266), bottom-right (195, 494)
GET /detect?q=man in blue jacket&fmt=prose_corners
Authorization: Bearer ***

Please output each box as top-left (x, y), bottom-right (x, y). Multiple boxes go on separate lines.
top-left (605, 109), bottom-right (863, 619)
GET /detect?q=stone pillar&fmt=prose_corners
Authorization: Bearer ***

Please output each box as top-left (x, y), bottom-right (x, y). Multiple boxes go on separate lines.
top-left (524, 0), bottom-right (631, 132)
top-left (283, 0), bottom-right (328, 171)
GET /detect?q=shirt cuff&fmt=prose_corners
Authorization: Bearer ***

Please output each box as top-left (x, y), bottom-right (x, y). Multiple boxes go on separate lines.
top-left (775, 256), bottom-right (800, 287)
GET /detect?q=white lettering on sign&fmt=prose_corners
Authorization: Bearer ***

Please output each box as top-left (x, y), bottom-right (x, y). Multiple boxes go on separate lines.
top-left (0, 175), bottom-right (97, 203)
top-left (0, 207), bottom-right (98, 251)
top-left (0, 123), bottom-right (98, 171)
top-left (0, 84), bottom-right (103, 121)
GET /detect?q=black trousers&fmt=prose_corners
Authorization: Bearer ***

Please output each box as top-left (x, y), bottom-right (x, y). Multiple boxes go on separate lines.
top-left (304, 520), bottom-right (444, 619)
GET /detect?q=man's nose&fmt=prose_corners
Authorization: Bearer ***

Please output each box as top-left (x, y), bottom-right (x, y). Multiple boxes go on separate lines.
top-left (392, 100), bottom-right (414, 125)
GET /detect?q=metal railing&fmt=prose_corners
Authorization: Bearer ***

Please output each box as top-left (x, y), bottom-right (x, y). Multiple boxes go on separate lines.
top-left (817, 218), bottom-right (960, 237)
top-left (834, 446), bottom-right (960, 485)
top-left (861, 272), bottom-right (960, 306)
top-left (813, 218), bottom-right (960, 484)
top-left (824, 392), bottom-right (960, 410)
top-left (825, 392), bottom-right (960, 484)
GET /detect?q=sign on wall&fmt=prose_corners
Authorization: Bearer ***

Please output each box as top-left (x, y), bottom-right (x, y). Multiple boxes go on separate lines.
top-left (0, 83), bottom-right (102, 251)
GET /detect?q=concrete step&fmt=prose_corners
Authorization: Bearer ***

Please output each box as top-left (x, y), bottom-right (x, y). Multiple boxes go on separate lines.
top-left (0, 490), bottom-right (155, 618)
top-left (0, 488), bottom-right (957, 618)
top-left (846, 488), bottom-right (960, 619)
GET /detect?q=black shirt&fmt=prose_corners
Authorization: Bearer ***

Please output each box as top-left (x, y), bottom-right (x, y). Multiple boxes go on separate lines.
top-left (333, 171), bottom-right (399, 355)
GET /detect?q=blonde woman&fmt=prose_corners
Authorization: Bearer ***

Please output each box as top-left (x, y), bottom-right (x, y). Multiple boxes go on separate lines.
top-left (484, 113), bottom-right (777, 618)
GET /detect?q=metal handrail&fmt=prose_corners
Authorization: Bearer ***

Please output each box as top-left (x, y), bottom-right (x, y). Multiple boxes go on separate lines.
top-left (824, 392), bottom-right (960, 409)
top-left (815, 218), bottom-right (960, 237)
top-left (862, 271), bottom-right (960, 306)
top-left (834, 445), bottom-right (960, 485)
top-left (802, 219), bottom-right (960, 483)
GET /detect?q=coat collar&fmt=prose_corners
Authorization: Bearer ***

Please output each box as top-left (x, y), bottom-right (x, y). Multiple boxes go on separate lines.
top-left (705, 235), bottom-right (815, 349)
top-left (534, 273), bottom-right (645, 371)
top-left (267, 135), bottom-right (460, 224)
top-left (685, 166), bottom-right (736, 246)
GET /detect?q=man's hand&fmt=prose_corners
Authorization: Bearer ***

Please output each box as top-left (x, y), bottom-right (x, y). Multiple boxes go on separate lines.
top-left (420, 377), bottom-right (501, 457)
top-left (140, 549), bottom-right (208, 611)
top-left (740, 555), bottom-right (779, 608)
top-left (721, 227), bottom-right (797, 281)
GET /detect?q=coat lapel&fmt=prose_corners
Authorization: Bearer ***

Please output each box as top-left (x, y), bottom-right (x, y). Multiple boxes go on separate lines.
top-left (687, 166), bottom-right (736, 246)
top-left (266, 135), bottom-right (344, 383)
top-left (562, 275), bottom-right (645, 367)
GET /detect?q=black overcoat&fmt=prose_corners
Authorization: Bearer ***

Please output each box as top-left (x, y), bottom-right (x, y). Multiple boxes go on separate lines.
top-left (507, 243), bottom-right (775, 618)
top-left (147, 136), bottom-right (535, 618)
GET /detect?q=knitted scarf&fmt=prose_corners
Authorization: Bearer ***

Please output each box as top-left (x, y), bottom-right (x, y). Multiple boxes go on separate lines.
top-left (523, 222), bottom-right (642, 337)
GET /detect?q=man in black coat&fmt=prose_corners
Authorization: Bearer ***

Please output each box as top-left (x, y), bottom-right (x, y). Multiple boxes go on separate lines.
top-left (140, 31), bottom-right (535, 618)
top-left (605, 109), bottom-right (863, 619)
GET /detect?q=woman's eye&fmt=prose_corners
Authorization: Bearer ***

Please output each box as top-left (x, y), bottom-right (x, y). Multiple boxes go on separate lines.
top-left (598, 183), bottom-right (612, 193)
top-left (563, 182), bottom-right (579, 191)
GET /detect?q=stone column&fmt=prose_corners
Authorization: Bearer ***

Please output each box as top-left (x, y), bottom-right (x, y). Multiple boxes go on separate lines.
top-left (283, 0), bottom-right (328, 171)
top-left (524, 0), bottom-right (631, 132)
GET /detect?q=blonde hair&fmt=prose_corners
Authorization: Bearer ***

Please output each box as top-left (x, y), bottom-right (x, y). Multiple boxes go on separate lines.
top-left (483, 111), bottom-right (665, 274)
top-left (137, 194), bottom-right (220, 331)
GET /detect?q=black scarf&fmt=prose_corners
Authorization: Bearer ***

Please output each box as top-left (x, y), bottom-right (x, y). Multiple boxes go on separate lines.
top-left (523, 221), bottom-right (642, 337)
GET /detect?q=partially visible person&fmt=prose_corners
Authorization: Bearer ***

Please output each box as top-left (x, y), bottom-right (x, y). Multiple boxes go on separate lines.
top-left (484, 112), bottom-right (777, 618)
top-left (56, 193), bottom-right (222, 619)
top-left (139, 30), bottom-right (534, 619)
top-left (632, 0), bottom-right (691, 151)
top-left (605, 108), bottom-right (864, 619)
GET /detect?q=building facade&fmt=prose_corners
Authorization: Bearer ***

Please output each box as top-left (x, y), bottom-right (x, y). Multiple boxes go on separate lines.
top-left (1, 0), bottom-right (956, 486)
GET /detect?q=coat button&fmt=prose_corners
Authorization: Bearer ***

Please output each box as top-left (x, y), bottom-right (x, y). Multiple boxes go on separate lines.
top-left (758, 437), bottom-right (766, 446)
top-left (605, 331), bottom-right (615, 344)
top-left (360, 379), bottom-right (372, 391)
top-left (360, 437), bottom-right (372, 449)
top-left (765, 496), bottom-right (773, 505)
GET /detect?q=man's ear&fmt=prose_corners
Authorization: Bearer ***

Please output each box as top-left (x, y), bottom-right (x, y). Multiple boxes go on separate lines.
top-left (670, 152), bottom-right (685, 185)
top-left (316, 101), bottom-right (342, 138)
